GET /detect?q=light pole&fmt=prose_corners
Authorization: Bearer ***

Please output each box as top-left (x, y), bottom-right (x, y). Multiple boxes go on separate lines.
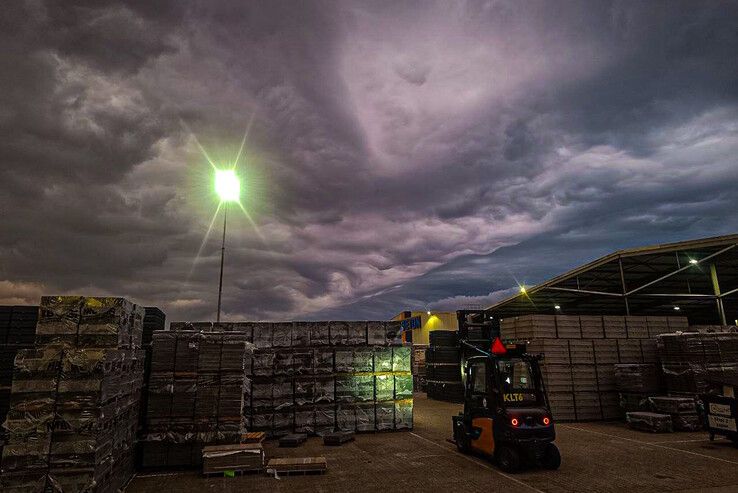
top-left (214, 169), bottom-right (240, 322)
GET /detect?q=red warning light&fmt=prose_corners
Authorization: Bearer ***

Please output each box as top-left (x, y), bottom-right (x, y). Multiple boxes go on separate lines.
top-left (491, 337), bottom-right (507, 355)
top-left (543, 416), bottom-right (550, 426)
top-left (511, 418), bottom-right (519, 427)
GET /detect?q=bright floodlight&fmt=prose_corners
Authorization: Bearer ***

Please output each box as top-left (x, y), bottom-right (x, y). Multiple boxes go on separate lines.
top-left (674, 306), bottom-right (681, 311)
top-left (554, 305), bottom-right (561, 310)
top-left (689, 258), bottom-right (698, 265)
top-left (215, 169), bottom-right (240, 202)
top-left (519, 286), bottom-right (527, 294)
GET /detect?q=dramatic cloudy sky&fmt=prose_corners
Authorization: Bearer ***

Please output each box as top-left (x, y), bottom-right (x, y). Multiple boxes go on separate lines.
top-left (1, 1), bottom-right (737, 322)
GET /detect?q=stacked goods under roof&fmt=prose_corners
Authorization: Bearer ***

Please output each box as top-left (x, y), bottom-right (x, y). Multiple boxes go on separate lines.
top-left (1, 296), bottom-right (146, 493)
top-left (501, 315), bottom-right (689, 421)
top-left (140, 320), bottom-right (412, 469)
top-left (658, 331), bottom-right (738, 394)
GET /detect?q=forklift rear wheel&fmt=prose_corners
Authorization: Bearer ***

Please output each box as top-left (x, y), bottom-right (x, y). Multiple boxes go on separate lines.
top-left (456, 438), bottom-right (470, 453)
top-left (495, 445), bottom-right (521, 473)
top-left (541, 443), bottom-right (561, 470)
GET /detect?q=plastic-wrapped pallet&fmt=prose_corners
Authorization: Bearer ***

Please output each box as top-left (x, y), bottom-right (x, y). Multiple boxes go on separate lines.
top-left (648, 396), bottom-right (700, 431)
top-left (394, 400), bottom-right (413, 430)
top-left (307, 323), bottom-right (329, 346)
top-left (367, 322), bottom-right (387, 346)
top-left (329, 321), bottom-right (350, 346)
top-left (626, 412), bottom-right (672, 433)
top-left (313, 348), bottom-right (334, 374)
top-left (394, 374), bottom-right (413, 399)
top-left (273, 350), bottom-right (293, 377)
top-left (314, 404), bottom-right (335, 436)
top-left (376, 402), bottom-right (394, 431)
top-left (314, 376), bottom-right (334, 403)
top-left (375, 374), bottom-right (394, 402)
top-left (374, 347), bottom-right (393, 373)
top-left (614, 364), bottom-right (659, 393)
top-left (619, 393), bottom-right (651, 413)
top-left (336, 405), bottom-right (356, 432)
top-left (272, 323), bottom-right (292, 348)
top-left (353, 348), bottom-right (374, 372)
top-left (347, 322), bottom-right (367, 346)
top-left (355, 403), bottom-right (376, 432)
top-left (294, 406), bottom-right (315, 434)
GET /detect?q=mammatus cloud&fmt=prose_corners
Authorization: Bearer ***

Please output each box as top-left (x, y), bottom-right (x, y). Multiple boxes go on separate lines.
top-left (1, 1), bottom-right (737, 321)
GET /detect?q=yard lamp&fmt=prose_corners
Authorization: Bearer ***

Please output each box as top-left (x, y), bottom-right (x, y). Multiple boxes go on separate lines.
top-left (214, 169), bottom-right (241, 322)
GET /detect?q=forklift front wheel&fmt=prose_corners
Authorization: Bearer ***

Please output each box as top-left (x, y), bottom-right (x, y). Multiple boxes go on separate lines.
top-left (495, 445), bottom-right (521, 473)
top-left (541, 443), bottom-right (561, 470)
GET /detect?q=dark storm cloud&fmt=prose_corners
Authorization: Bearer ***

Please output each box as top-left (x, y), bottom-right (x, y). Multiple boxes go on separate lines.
top-left (1, 1), bottom-right (737, 321)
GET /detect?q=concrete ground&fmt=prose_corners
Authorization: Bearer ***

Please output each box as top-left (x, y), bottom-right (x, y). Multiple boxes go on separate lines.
top-left (127, 393), bottom-right (738, 493)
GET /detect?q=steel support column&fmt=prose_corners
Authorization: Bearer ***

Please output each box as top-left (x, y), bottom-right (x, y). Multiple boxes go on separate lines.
top-left (710, 263), bottom-right (727, 325)
top-left (618, 257), bottom-right (630, 316)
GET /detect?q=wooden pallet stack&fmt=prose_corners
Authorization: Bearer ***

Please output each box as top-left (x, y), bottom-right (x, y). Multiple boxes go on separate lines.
top-left (0, 296), bottom-right (145, 493)
top-left (140, 320), bottom-right (413, 470)
top-left (657, 331), bottom-right (738, 395)
top-left (501, 315), bottom-right (688, 422)
top-left (140, 331), bottom-right (251, 469)
top-left (232, 321), bottom-right (412, 437)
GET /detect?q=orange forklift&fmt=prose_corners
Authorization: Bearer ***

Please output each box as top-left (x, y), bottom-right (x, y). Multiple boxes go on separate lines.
top-left (452, 335), bottom-right (561, 472)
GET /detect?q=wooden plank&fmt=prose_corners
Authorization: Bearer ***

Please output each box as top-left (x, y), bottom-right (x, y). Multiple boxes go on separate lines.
top-left (203, 443), bottom-right (262, 453)
top-left (241, 432), bottom-right (266, 443)
top-left (267, 457), bottom-right (327, 473)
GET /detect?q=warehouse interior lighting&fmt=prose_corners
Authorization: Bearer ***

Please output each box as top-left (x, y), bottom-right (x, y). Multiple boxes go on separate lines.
top-left (674, 306), bottom-right (680, 311)
top-left (554, 305), bottom-right (561, 310)
top-left (519, 286), bottom-right (527, 294)
top-left (689, 258), bottom-right (698, 264)
top-left (426, 310), bottom-right (431, 315)
top-left (215, 169), bottom-right (240, 202)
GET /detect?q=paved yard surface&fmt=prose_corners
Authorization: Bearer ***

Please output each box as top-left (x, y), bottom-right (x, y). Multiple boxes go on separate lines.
top-left (127, 394), bottom-right (738, 493)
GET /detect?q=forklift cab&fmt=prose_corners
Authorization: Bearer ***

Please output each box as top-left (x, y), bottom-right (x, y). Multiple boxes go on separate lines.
top-left (452, 344), bottom-right (561, 472)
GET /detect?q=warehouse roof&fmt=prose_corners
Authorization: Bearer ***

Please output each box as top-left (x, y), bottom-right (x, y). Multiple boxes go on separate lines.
top-left (486, 233), bottom-right (738, 324)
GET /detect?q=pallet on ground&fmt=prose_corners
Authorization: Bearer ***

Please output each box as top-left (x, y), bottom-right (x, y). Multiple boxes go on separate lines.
top-left (241, 432), bottom-right (266, 444)
top-left (202, 443), bottom-right (265, 475)
top-left (323, 431), bottom-right (355, 445)
top-left (279, 433), bottom-right (308, 447)
top-left (626, 412), bottom-right (672, 433)
top-left (267, 457), bottom-right (328, 474)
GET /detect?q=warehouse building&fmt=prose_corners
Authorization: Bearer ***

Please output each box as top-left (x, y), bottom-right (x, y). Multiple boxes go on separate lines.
top-left (486, 234), bottom-right (738, 325)
top-left (391, 311), bottom-right (458, 345)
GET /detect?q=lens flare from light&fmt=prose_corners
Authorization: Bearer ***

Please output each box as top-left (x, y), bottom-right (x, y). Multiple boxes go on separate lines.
top-left (215, 169), bottom-right (240, 202)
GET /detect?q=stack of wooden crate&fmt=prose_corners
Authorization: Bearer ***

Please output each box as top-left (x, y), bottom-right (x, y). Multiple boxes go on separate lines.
top-left (501, 315), bottom-right (688, 421)
top-left (0, 296), bottom-right (146, 493)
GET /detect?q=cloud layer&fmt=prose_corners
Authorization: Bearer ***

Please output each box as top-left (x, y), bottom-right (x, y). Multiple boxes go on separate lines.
top-left (2, 1), bottom-right (737, 321)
